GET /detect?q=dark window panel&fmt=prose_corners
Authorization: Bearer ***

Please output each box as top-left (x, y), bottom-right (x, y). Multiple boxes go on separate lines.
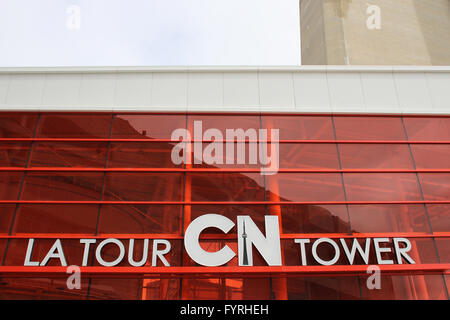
top-left (359, 275), bottom-right (448, 300)
top-left (0, 114), bottom-right (38, 138)
top-left (189, 173), bottom-right (265, 202)
top-left (0, 143), bottom-right (31, 167)
top-left (287, 277), bottom-right (360, 300)
top-left (111, 114), bottom-right (186, 139)
top-left (141, 279), bottom-right (180, 300)
top-left (108, 142), bottom-right (180, 168)
top-left (348, 205), bottom-right (431, 233)
top-left (30, 142), bottom-right (108, 168)
top-left (12, 204), bottom-right (98, 234)
top-left (278, 143), bottom-right (339, 169)
top-left (97, 204), bottom-right (182, 234)
top-left (181, 277), bottom-right (270, 300)
top-left (419, 173), bottom-right (450, 201)
top-left (103, 173), bottom-right (183, 202)
top-left (88, 278), bottom-right (144, 300)
top-left (0, 205), bottom-right (15, 233)
top-left (344, 173), bottom-right (422, 201)
top-left (21, 172), bottom-right (104, 201)
top-left (403, 117), bottom-right (450, 141)
top-left (411, 145), bottom-right (450, 169)
top-left (0, 277), bottom-right (89, 300)
top-left (435, 239), bottom-right (449, 263)
top-left (266, 173), bottom-right (345, 202)
top-left (334, 116), bottom-right (406, 141)
top-left (427, 204), bottom-right (450, 232)
top-left (37, 114), bottom-right (112, 138)
top-left (339, 144), bottom-right (414, 169)
top-left (275, 204), bottom-right (350, 234)
top-left (261, 116), bottom-right (335, 140)
top-left (0, 172), bottom-right (24, 200)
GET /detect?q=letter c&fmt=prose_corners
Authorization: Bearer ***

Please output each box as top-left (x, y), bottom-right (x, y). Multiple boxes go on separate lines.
top-left (184, 214), bottom-right (236, 266)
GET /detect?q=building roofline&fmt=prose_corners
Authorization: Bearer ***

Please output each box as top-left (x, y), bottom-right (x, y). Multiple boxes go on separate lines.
top-left (0, 65), bottom-right (449, 74)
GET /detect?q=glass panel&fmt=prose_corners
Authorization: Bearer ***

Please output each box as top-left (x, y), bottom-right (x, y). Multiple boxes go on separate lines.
top-left (360, 275), bottom-right (448, 300)
top-left (98, 204), bottom-right (182, 234)
top-left (427, 204), bottom-right (450, 232)
top-left (103, 173), bottom-right (183, 201)
top-left (181, 278), bottom-right (270, 300)
top-left (435, 239), bottom-right (449, 263)
top-left (0, 205), bottom-right (15, 233)
top-left (0, 143), bottom-right (31, 167)
top-left (278, 143), bottom-right (339, 169)
top-left (0, 239), bottom-right (6, 263)
top-left (419, 173), bottom-right (450, 201)
top-left (108, 142), bottom-right (180, 168)
top-left (333, 117), bottom-right (406, 141)
top-left (0, 114), bottom-right (38, 138)
top-left (399, 238), bottom-right (439, 264)
top-left (287, 277), bottom-right (360, 300)
top-left (403, 117), bottom-right (450, 141)
top-left (411, 145), bottom-right (450, 169)
top-left (266, 173), bottom-right (345, 202)
top-left (344, 173), bottom-right (422, 201)
top-left (261, 116), bottom-right (334, 140)
top-left (111, 114), bottom-right (186, 139)
top-left (0, 172), bottom-right (24, 200)
top-left (446, 276), bottom-right (450, 298)
top-left (141, 279), bottom-right (180, 300)
top-left (348, 205), bottom-right (430, 233)
top-left (339, 144), bottom-right (414, 169)
top-left (88, 278), bottom-right (144, 300)
top-left (0, 277), bottom-right (89, 300)
top-left (30, 142), bottom-right (108, 167)
top-left (11, 204), bottom-right (99, 234)
top-left (37, 114), bottom-right (112, 138)
top-left (21, 172), bottom-right (104, 201)
top-left (189, 173), bottom-right (265, 202)
top-left (274, 205), bottom-right (350, 233)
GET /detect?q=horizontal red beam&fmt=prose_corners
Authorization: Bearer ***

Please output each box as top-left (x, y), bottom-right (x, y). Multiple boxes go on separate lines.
top-left (0, 138), bottom-right (449, 144)
top-left (0, 264), bottom-right (448, 278)
top-left (0, 167), bottom-right (450, 173)
top-left (0, 200), bottom-right (449, 205)
top-left (0, 232), bottom-right (448, 240)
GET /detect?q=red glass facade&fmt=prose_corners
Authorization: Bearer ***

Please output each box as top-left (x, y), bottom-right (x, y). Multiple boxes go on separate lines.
top-left (0, 112), bottom-right (448, 300)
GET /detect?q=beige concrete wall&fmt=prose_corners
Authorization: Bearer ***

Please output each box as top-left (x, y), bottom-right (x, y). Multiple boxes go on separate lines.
top-left (301, 0), bottom-right (450, 65)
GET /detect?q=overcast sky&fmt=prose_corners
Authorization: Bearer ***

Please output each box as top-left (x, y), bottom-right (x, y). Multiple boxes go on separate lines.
top-left (0, 0), bottom-right (301, 67)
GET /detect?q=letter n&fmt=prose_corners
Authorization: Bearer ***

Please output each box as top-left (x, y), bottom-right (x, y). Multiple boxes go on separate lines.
top-left (237, 216), bottom-right (282, 266)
